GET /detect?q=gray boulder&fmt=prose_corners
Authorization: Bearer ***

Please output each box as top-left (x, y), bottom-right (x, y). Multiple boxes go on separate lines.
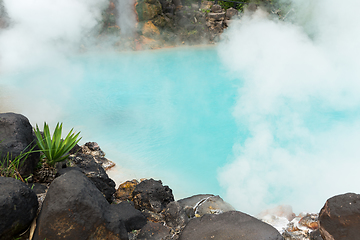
top-left (0, 177), bottom-right (38, 240)
top-left (178, 194), bottom-right (235, 217)
top-left (0, 112), bottom-right (39, 176)
top-left (178, 211), bottom-right (284, 240)
top-left (33, 170), bottom-right (128, 240)
top-left (319, 193), bottom-right (360, 240)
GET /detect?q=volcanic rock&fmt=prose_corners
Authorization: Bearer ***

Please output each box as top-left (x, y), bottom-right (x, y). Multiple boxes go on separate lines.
top-left (136, 221), bottom-right (171, 240)
top-left (178, 194), bottom-right (235, 217)
top-left (0, 177), bottom-right (38, 240)
top-left (210, 4), bottom-right (222, 13)
top-left (108, 201), bottom-right (147, 232)
top-left (200, 1), bottom-right (213, 10)
top-left (68, 153), bottom-right (116, 202)
top-left (136, 0), bottom-right (162, 21)
top-left (142, 20), bottom-right (161, 38)
top-left (178, 211), bottom-right (284, 240)
top-left (132, 178), bottom-right (174, 213)
top-left (226, 7), bottom-right (238, 20)
top-left (310, 229), bottom-right (323, 240)
top-left (0, 112), bottom-right (40, 176)
top-left (33, 170), bottom-right (128, 240)
top-left (319, 193), bottom-right (360, 240)
top-left (163, 201), bottom-right (189, 228)
top-left (115, 179), bottom-right (139, 201)
top-left (208, 12), bottom-right (225, 21)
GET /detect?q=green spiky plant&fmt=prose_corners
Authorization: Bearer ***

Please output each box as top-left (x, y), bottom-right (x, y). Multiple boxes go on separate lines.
top-left (0, 145), bottom-right (35, 182)
top-left (34, 122), bottom-right (81, 167)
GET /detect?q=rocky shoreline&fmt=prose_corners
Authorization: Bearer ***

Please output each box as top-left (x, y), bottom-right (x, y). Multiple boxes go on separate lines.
top-left (0, 0), bottom-right (278, 51)
top-left (1, 113), bottom-right (360, 240)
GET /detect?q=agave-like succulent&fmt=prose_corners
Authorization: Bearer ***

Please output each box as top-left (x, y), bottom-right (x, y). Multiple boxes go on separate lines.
top-left (34, 122), bottom-right (81, 167)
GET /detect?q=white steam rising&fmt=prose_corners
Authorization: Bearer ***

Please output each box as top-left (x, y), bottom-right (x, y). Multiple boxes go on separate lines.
top-left (117, 0), bottom-right (137, 37)
top-left (0, 0), bottom-right (107, 123)
top-left (218, 0), bottom-right (360, 214)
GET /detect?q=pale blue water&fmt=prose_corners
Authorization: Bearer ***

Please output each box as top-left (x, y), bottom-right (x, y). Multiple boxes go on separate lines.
top-left (4, 46), bottom-right (360, 213)
top-left (60, 47), bottom-right (241, 198)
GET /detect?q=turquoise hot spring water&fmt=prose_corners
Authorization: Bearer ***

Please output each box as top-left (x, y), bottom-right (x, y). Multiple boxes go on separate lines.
top-left (2, 46), bottom-right (360, 215)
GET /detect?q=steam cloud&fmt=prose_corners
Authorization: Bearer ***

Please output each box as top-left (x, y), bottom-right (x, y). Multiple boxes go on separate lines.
top-left (0, 0), bottom-right (108, 123)
top-left (3, 0), bottom-right (360, 216)
top-left (117, 0), bottom-right (137, 37)
top-left (218, 0), bottom-right (360, 214)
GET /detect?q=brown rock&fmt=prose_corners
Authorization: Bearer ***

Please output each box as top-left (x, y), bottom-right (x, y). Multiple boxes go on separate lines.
top-left (210, 4), bottom-right (222, 13)
top-left (200, 1), bottom-right (213, 10)
top-left (225, 7), bottom-right (238, 20)
top-left (115, 179), bottom-right (139, 201)
top-left (319, 193), bottom-right (360, 240)
top-left (136, 0), bottom-right (162, 21)
top-left (208, 12), bottom-right (225, 21)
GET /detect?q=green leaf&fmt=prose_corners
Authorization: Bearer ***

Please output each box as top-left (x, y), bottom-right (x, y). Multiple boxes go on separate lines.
top-left (34, 122), bottom-right (81, 167)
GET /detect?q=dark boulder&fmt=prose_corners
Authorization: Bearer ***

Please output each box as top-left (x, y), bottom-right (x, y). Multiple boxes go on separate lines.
top-left (0, 177), bottom-right (38, 240)
top-left (319, 193), bottom-right (360, 240)
top-left (109, 201), bottom-right (147, 232)
top-left (68, 153), bottom-right (116, 202)
top-left (132, 179), bottom-right (174, 213)
top-left (33, 170), bottom-right (128, 240)
top-left (26, 182), bottom-right (48, 194)
top-left (310, 229), bottom-right (324, 240)
top-left (178, 211), bottom-right (284, 240)
top-left (0, 112), bottom-right (39, 176)
top-left (136, 221), bottom-right (171, 240)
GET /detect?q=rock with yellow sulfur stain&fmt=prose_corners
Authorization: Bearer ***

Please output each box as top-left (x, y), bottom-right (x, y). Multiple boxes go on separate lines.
top-left (142, 21), bottom-right (160, 38)
top-left (136, 0), bottom-right (162, 21)
top-left (114, 179), bottom-right (139, 201)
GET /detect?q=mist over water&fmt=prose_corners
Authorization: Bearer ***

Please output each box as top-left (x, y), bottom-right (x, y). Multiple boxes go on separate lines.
top-left (218, 0), bottom-right (360, 214)
top-left (2, 0), bottom-right (360, 216)
top-left (117, 0), bottom-right (137, 36)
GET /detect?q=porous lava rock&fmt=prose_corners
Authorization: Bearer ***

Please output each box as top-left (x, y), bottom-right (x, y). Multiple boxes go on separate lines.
top-left (0, 112), bottom-right (40, 176)
top-left (33, 170), bottom-right (128, 240)
top-left (136, 0), bottom-right (162, 22)
top-left (68, 153), bottom-right (116, 202)
top-left (136, 221), bottom-right (171, 240)
top-left (115, 179), bottom-right (139, 201)
top-left (178, 211), bottom-right (284, 240)
top-left (132, 178), bottom-right (174, 213)
top-left (0, 177), bottom-right (38, 240)
top-left (319, 193), bottom-right (360, 240)
top-left (163, 201), bottom-right (189, 229)
top-left (310, 229), bottom-right (323, 240)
